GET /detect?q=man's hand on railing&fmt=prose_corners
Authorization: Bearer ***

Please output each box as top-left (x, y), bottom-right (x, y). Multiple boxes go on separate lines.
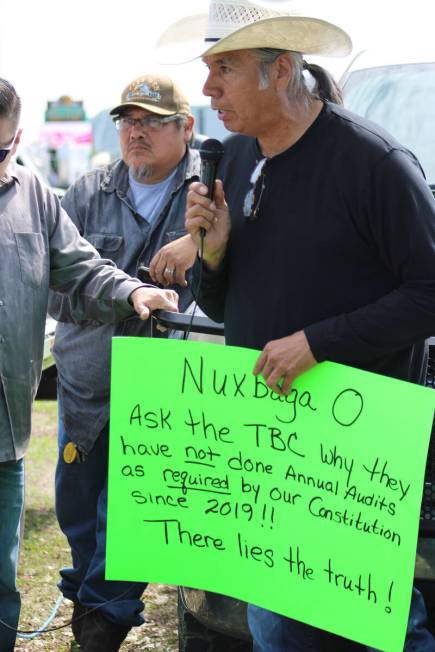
top-left (129, 287), bottom-right (179, 321)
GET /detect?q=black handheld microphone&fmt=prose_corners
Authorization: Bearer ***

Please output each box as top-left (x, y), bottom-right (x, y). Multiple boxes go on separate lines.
top-left (199, 138), bottom-right (224, 239)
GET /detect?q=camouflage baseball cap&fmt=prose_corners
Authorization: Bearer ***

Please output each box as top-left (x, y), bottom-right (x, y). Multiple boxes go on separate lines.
top-left (110, 73), bottom-right (190, 117)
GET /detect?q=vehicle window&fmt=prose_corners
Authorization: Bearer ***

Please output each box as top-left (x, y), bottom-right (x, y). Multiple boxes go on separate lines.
top-left (343, 63), bottom-right (435, 186)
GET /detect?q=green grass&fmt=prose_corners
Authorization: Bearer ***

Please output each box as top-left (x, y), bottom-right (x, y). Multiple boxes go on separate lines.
top-left (14, 400), bottom-right (177, 652)
top-left (15, 400), bottom-right (73, 652)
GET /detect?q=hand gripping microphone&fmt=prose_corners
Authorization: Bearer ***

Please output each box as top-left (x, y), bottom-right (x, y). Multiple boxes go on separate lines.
top-left (199, 138), bottom-right (224, 239)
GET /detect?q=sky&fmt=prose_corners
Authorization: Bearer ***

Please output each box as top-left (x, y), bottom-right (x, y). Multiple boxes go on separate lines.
top-left (1, 0), bottom-right (435, 144)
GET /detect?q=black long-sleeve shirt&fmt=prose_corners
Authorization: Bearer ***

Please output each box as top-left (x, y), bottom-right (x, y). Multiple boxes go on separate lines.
top-left (194, 103), bottom-right (435, 384)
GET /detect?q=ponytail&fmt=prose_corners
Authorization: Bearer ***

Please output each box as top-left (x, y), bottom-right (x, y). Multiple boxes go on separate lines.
top-left (303, 61), bottom-right (343, 105)
top-left (252, 49), bottom-right (344, 109)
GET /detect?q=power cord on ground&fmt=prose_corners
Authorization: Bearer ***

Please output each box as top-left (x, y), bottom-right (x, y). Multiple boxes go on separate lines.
top-left (16, 594), bottom-right (64, 639)
top-left (0, 588), bottom-right (134, 638)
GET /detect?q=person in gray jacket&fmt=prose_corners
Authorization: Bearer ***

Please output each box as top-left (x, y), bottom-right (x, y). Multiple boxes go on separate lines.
top-left (48, 73), bottom-right (199, 652)
top-left (0, 77), bottom-right (178, 652)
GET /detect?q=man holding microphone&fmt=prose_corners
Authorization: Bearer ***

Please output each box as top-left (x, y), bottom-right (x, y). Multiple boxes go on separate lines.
top-left (182, 0), bottom-right (435, 649)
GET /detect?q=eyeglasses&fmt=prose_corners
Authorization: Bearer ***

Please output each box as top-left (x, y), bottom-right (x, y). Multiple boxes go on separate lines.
top-left (0, 132), bottom-right (17, 163)
top-left (243, 158), bottom-right (267, 221)
top-left (114, 114), bottom-right (181, 132)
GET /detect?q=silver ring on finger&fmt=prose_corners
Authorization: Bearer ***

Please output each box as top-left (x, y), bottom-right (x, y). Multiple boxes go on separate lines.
top-left (164, 267), bottom-right (175, 275)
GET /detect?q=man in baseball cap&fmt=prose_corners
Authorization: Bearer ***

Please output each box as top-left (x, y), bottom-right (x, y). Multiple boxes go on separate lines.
top-left (49, 72), bottom-right (199, 651)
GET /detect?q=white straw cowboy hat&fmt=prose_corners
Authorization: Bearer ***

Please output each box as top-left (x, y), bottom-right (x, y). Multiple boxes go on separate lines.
top-left (156, 0), bottom-right (352, 63)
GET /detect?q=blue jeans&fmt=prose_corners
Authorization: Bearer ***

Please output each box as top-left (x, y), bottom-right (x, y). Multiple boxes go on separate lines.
top-left (248, 587), bottom-right (435, 651)
top-left (55, 413), bottom-right (146, 627)
top-left (0, 459), bottom-right (24, 652)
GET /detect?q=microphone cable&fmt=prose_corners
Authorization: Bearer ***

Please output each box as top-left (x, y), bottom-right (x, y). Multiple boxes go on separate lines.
top-left (183, 138), bottom-right (223, 341)
top-left (183, 230), bottom-right (205, 341)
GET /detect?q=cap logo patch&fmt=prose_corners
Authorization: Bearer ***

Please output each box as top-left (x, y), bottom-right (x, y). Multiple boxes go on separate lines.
top-left (126, 80), bottom-right (162, 103)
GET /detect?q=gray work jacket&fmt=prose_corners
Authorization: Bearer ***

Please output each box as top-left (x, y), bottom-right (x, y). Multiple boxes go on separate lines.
top-left (48, 149), bottom-right (199, 452)
top-left (0, 164), bottom-right (143, 461)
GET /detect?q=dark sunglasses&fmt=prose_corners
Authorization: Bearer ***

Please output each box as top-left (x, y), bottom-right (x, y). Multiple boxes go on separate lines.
top-left (243, 158), bottom-right (267, 221)
top-left (0, 132), bottom-right (17, 163)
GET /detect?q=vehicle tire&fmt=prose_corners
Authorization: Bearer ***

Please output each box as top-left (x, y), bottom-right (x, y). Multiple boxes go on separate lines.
top-left (178, 595), bottom-right (251, 652)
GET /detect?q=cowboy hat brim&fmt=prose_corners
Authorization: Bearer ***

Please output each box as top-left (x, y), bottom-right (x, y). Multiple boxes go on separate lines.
top-left (156, 14), bottom-right (352, 63)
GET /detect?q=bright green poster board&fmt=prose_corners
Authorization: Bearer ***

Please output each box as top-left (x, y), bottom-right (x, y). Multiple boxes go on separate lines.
top-left (106, 338), bottom-right (435, 651)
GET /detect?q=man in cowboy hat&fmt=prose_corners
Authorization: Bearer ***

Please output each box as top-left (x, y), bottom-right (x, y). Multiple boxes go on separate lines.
top-left (48, 73), bottom-right (198, 651)
top-left (183, 0), bottom-right (435, 650)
